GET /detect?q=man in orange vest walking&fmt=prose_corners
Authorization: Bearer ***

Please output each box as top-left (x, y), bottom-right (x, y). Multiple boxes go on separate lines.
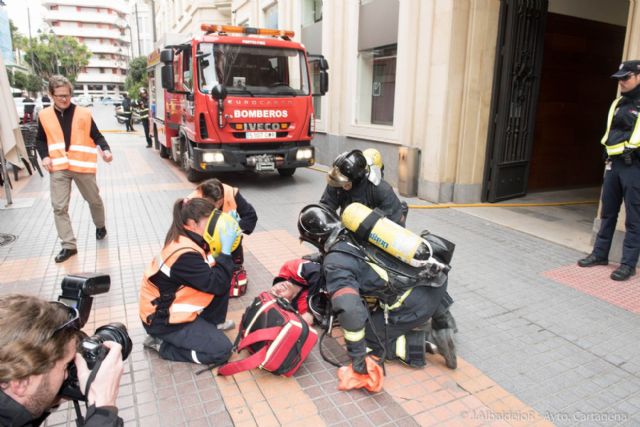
top-left (35, 76), bottom-right (113, 263)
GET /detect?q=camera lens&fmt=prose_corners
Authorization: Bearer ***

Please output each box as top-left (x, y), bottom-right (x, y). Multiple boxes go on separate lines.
top-left (92, 322), bottom-right (133, 361)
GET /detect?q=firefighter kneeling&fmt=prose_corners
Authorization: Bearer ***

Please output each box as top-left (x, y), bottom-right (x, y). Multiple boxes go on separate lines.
top-left (297, 203), bottom-right (457, 392)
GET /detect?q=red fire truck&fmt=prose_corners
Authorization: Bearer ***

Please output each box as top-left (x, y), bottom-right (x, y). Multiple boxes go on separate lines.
top-left (147, 24), bottom-right (328, 181)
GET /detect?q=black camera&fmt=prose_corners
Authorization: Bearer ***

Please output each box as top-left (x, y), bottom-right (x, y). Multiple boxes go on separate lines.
top-left (57, 273), bottom-right (132, 401)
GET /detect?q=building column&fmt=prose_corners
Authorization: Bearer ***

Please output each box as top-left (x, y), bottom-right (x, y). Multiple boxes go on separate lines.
top-left (412, 0), bottom-right (500, 203)
top-left (623, 0), bottom-right (640, 58)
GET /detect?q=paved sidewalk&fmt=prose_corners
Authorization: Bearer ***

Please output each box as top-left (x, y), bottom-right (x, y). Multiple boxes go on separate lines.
top-left (1, 123), bottom-right (639, 426)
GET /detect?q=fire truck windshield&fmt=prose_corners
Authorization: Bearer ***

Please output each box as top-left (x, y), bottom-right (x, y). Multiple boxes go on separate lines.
top-left (197, 43), bottom-right (310, 97)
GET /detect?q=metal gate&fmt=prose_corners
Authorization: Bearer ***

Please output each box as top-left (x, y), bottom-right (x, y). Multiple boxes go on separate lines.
top-left (482, 0), bottom-right (548, 202)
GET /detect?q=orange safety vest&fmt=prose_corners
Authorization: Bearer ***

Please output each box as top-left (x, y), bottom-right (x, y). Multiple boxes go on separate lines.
top-left (221, 183), bottom-right (237, 212)
top-left (139, 236), bottom-right (216, 325)
top-left (39, 106), bottom-right (98, 174)
top-left (187, 183), bottom-right (238, 212)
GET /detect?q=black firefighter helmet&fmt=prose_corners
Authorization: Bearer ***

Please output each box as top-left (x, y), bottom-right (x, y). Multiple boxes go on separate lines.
top-left (327, 150), bottom-right (369, 187)
top-left (298, 204), bottom-right (342, 252)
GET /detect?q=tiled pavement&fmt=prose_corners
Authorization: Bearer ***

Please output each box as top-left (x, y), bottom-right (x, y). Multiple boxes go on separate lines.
top-left (1, 107), bottom-right (639, 426)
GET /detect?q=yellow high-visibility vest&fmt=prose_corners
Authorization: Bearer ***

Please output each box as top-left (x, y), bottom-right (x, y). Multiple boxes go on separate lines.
top-left (601, 97), bottom-right (640, 156)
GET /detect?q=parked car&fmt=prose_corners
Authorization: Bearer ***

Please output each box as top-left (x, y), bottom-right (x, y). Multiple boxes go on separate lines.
top-left (100, 95), bottom-right (124, 105)
top-left (73, 95), bottom-right (93, 107)
top-left (14, 97), bottom-right (42, 124)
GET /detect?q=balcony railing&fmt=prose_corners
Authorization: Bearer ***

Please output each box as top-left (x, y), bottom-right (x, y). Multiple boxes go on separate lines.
top-left (42, 0), bottom-right (128, 14)
top-left (84, 44), bottom-right (125, 55)
top-left (44, 11), bottom-right (125, 27)
top-left (52, 27), bottom-right (125, 41)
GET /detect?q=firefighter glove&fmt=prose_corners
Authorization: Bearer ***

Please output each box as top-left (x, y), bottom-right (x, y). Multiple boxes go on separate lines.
top-left (219, 221), bottom-right (240, 255)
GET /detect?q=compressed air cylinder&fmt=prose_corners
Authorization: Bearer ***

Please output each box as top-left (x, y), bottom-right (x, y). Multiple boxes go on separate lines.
top-left (341, 203), bottom-right (430, 268)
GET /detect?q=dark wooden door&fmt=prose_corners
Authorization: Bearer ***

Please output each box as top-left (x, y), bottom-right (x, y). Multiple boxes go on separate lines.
top-left (528, 13), bottom-right (625, 191)
top-left (483, 0), bottom-right (548, 202)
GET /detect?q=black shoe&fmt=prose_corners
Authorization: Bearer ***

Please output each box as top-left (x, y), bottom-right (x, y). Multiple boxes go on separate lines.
top-left (146, 145), bottom-right (151, 148)
top-left (96, 227), bottom-right (107, 240)
top-left (55, 248), bottom-right (77, 263)
top-left (611, 264), bottom-right (636, 281)
top-left (431, 328), bottom-right (457, 369)
top-left (143, 335), bottom-right (163, 352)
top-left (578, 254), bottom-right (608, 267)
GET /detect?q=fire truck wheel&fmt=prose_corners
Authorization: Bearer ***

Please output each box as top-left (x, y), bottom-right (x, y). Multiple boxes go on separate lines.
top-left (277, 167), bottom-right (296, 177)
top-left (186, 168), bottom-right (206, 183)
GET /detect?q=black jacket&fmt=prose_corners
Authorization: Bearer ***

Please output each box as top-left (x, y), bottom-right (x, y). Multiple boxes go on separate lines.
top-left (323, 238), bottom-right (387, 299)
top-left (605, 84), bottom-right (640, 149)
top-left (0, 390), bottom-right (122, 427)
top-left (121, 97), bottom-right (132, 112)
top-left (234, 192), bottom-right (258, 234)
top-left (320, 178), bottom-right (403, 225)
top-left (36, 104), bottom-right (110, 160)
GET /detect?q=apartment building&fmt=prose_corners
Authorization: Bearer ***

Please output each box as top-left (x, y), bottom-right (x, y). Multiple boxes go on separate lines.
top-left (129, 0), bottom-right (154, 57)
top-left (154, 0), bottom-right (231, 39)
top-left (42, 0), bottom-right (130, 98)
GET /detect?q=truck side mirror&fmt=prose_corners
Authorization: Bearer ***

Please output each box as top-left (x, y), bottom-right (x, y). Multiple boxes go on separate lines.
top-left (319, 71), bottom-right (329, 95)
top-left (160, 49), bottom-right (174, 64)
top-left (211, 84), bottom-right (227, 101)
top-left (161, 64), bottom-right (175, 92)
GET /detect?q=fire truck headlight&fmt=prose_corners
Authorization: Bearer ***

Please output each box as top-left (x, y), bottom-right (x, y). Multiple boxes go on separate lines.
top-left (202, 151), bottom-right (225, 163)
top-left (296, 147), bottom-right (313, 161)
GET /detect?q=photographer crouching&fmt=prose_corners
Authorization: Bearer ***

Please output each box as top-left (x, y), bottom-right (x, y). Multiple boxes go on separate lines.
top-left (0, 274), bottom-right (131, 426)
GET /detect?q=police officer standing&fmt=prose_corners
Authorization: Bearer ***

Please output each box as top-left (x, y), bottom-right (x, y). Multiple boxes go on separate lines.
top-left (578, 60), bottom-right (640, 281)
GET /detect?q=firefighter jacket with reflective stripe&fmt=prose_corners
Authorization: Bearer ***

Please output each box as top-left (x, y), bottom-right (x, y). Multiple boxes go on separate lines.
top-left (136, 98), bottom-right (149, 119)
top-left (320, 178), bottom-right (404, 225)
top-left (39, 106), bottom-right (98, 173)
top-left (139, 234), bottom-right (233, 332)
top-left (601, 89), bottom-right (640, 156)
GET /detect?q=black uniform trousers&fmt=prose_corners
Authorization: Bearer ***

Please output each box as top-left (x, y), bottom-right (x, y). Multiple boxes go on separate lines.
top-left (141, 118), bottom-right (151, 146)
top-left (155, 293), bottom-right (232, 365)
top-left (593, 156), bottom-right (640, 267)
top-left (365, 281), bottom-right (448, 358)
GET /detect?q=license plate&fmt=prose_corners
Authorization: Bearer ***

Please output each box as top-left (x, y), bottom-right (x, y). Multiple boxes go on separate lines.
top-left (256, 159), bottom-right (275, 171)
top-left (246, 132), bottom-right (276, 140)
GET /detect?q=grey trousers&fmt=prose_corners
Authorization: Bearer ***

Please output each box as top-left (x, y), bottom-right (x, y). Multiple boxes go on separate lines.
top-left (50, 170), bottom-right (105, 250)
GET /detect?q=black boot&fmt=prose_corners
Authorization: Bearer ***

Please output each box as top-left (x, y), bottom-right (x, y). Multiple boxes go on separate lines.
top-left (431, 328), bottom-right (457, 369)
top-left (431, 308), bottom-right (458, 369)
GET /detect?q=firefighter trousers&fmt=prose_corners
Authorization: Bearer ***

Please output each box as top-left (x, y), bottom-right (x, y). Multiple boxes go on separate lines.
top-left (365, 281), bottom-right (449, 359)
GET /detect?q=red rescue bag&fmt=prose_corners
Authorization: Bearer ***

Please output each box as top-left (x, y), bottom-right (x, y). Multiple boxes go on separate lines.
top-left (230, 267), bottom-right (247, 297)
top-left (218, 291), bottom-right (317, 377)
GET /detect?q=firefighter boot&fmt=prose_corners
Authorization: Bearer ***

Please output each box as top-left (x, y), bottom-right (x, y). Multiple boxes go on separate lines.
top-left (431, 308), bottom-right (457, 369)
top-left (430, 328), bottom-right (457, 369)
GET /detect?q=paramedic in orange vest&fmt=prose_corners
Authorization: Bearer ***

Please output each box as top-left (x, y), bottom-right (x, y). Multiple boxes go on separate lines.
top-left (35, 75), bottom-right (112, 263)
top-left (190, 178), bottom-right (258, 267)
top-left (139, 198), bottom-right (240, 365)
